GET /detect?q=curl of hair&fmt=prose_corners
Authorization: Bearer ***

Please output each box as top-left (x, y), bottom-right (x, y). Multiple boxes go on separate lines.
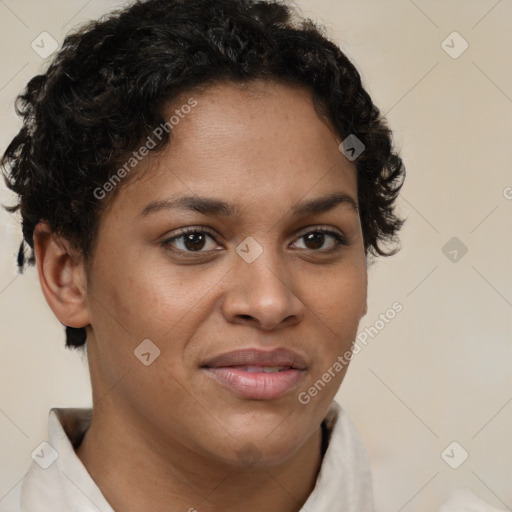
top-left (1, 0), bottom-right (405, 349)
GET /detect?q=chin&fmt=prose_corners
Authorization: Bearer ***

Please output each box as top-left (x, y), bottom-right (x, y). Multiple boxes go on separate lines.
top-left (213, 423), bottom-right (314, 469)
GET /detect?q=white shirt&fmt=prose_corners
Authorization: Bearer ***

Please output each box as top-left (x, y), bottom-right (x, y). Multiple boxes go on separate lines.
top-left (3, 400), bottom-right (375, 512)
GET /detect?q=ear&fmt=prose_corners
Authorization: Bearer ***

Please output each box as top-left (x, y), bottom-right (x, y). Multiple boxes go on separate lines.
top-left (33, 221), bottom-right (91, 329)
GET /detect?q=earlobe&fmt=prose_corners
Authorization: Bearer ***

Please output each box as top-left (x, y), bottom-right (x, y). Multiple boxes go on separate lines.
top-left (33, 221), bottom-right (90, 329)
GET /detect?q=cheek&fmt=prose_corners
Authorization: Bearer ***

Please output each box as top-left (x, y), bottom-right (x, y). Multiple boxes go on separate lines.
top-left (91, 255), bottom-right (179, 334)
top-left (298, 268), bottom-right (366, 409)
top-left (315, 265), bottom-right (367, 330)
top-left (90, 254), bottom-right (225, 367)
top-left (305, 263), bottom-right (367, 375)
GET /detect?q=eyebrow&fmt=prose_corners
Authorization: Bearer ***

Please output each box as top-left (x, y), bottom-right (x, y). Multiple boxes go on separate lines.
top-left (139, 191), bottom-right (358, 218)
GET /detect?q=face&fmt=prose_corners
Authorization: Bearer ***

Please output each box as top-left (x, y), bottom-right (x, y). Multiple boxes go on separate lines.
top-left (83, 79), bottom-right (367, 467)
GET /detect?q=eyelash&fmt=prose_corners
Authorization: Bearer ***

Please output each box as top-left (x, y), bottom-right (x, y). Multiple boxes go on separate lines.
top-left (160, 225), bottom-right (348, 255)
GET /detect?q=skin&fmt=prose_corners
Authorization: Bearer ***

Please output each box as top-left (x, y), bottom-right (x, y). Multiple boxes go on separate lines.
top-left (34, 79), bottom-right (368, 512)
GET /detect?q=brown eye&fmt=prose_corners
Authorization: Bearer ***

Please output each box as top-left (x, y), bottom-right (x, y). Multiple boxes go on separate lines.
top-left (303, 232), bottom-right (325, 250)
top-left (181, 232), bottom-right (208, 251)
top-left (292, 228), bottom-right (348, 252)
top-left (161, 227), bottom-right (220, 253)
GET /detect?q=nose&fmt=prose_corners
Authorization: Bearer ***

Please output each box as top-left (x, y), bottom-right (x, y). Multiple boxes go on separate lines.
top-left (221, 246), bottom-right (306, 331)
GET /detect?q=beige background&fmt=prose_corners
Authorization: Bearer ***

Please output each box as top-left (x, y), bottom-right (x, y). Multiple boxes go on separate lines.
top-left (1, 0), bottom-right (511, 510)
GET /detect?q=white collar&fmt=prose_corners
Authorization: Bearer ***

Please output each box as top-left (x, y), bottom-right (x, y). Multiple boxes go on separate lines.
top-left (20, 407), bottom-right (114, 512)
top-left (16, 400), bottom-right (373, 511)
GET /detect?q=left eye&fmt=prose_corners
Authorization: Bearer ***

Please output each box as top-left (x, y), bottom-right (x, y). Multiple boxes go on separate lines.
top-left (292, 228), bottom-right (347, 252)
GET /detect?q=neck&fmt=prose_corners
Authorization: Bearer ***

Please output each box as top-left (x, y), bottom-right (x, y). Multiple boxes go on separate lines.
top-left (76, 401), bottom-right (324, 512)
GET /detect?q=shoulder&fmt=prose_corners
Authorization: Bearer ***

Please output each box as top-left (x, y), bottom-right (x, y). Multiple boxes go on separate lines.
top-left (0, 407), bottom-right (96, 512)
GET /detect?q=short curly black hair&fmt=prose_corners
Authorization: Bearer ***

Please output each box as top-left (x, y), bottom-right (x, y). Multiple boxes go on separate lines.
top-left (1, 0), bottom-right (405, 349)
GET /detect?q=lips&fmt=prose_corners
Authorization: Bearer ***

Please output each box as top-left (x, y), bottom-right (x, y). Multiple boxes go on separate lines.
top-left (201, 348), bottom-right (307, 400)
top-left (202, 348), bottom-right (307, 370)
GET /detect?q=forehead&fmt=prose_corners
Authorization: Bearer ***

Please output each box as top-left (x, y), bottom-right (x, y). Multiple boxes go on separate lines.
top-left (167, 79), bottom-right (338, 155)
top-left (109, 79), bottom-right (357, 219)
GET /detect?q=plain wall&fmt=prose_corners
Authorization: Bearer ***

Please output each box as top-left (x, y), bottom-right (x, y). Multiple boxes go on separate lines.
top-left (1, 1), bottom-right (511, 510)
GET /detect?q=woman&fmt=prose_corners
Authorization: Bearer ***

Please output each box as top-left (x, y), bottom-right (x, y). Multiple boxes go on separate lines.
top-left (1, 0), bottom-right (405, 510)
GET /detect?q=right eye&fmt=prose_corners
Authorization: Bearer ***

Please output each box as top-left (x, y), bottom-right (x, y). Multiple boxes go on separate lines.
top-left (160, 226), bottom-right (222, 254)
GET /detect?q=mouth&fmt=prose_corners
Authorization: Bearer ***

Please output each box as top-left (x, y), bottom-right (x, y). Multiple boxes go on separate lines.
top-left (201, 348), bottom-right (307, 400)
